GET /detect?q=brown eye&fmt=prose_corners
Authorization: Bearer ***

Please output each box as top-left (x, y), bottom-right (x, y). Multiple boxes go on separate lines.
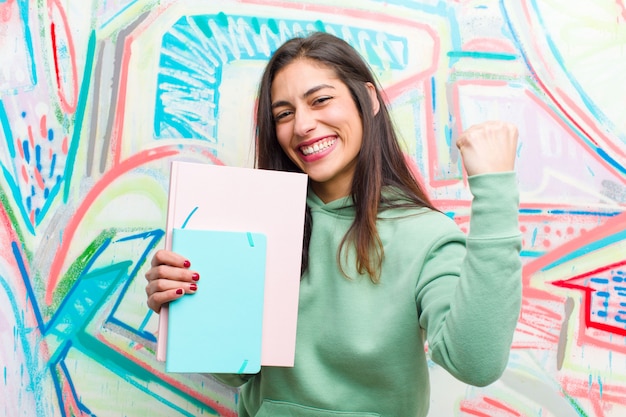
top-left (274, 110), bottom-right (294, 122)
top-left (312, 96), bottom-right (332, 106)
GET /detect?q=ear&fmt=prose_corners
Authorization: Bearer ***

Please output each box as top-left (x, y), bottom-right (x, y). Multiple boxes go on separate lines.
top-left (365, 82), bottom-right (381, 116)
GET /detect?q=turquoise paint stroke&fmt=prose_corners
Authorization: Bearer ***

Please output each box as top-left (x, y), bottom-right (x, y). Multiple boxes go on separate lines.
top-left (382, 0), bottom-right (449, 16)
top-left (155, 14), bottom-right (410, 140)
top-left (0, 271), bottom-right (45, 416)
top-left (0, 101), bottom-right (16, 158)
top-left (446, 8), bottom-right (463, 60)
top-left (541, 228), bottom-right (626, 271)
top-left (107, 230), bottom-right (164, 343)
top-left (17, 0), bottom-right (37, 86)
top-left (527, 0), bottom-right (621, 137)
top-left (75, 330), bottom-right (215, 416)
top-left (597, 147), bottom-right (626, 175)
top-left (46, 263), bottom-right (130, 357)
top-left (100, 0), bottom-right (140, 29)
top-left (35, 174), bottom-right (63, 228)
top-left (42, 230), bottom-right (221, 415)
top-left (62, 30), bottom-right (97, 204)
top-left (504, 0), bottom-right (626, 164)
top-left (447, 51), bottom-right (518, 60)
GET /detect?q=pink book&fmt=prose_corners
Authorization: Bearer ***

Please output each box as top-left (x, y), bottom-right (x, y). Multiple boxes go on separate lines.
top-left (157, 161), bottom-right (308, 368)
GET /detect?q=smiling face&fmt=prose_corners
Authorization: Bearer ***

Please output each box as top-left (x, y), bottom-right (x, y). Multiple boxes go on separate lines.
top-left (271, 58), bottom-right (376, 203)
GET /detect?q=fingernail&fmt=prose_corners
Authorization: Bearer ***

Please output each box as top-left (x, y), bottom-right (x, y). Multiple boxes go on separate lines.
top-left (183, 260), bottom-right (191, 268)
top-left (192, 273), bottom-right (200, 281)
top-left (190, 283), bottom-right (197, 291)
top-left (176, 288), bottom-right (183, 295)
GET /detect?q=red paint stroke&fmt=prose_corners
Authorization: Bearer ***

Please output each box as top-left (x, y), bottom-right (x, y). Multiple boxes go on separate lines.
top-left (112, 0), bottom-right (440, 167)
top-left (20, 164), bottom-right (28, 183)
top-left (57, 364), bottom-right (91, 417)
top-left (424, 79), bottom-right (459, 190)
top-left (512, 297), bottom-right (564, 351)
top-left (34, 168), bottom-right (45, 190)
top-left (447, 79), bottom-right (510, 189)
top-left (46, 146), bottom-right (180, 304)
top-left (555, 86), bottom-right (626, 161)
top-left (109, 34), bottom-right (133, 166)
top-left (387, 78), bottom-right (440, 192)
top-left (519, 0), bottom-right (625, 164)
top-left (105, 0), bottom-right (171, 166)
top-left (107, 7), bottom-right (176, 166)
top-left (517, 215), bottom-right (619, 309)
top-left (520, 1), bottom-right (558, 82)
top-left (243, 0), bottom-right (427, 28)
top-left (553, 259), bottom-right (626, 337)
top-left (463, 38), bottom-right (518, 54)
top-left (48, 0), bottom-right (78, 113)
top-left (516, 300), bottom-right (561, 344)
top-left (0, 0), bottom-right (15, 23)
top-left (434, 198), bottom-right (471, 212)
top-left (0, 167), bottom-right (56, 412)
top-left (531, 303), bottom-right (562, 320)
top-left (95, 334), bottom-right (237, 417)
top-left (460, 395), bottom-right (522, 417)
top-left (241, 1), bottom-right (444, 193)
top-left (560, 374), bottom-right (626, 417)
top-left (381, 63), bottom-right (440, 103)
top-left (520, 201), bottom-right (614, 220)
top-left (62, 135), bottom-right (68, 154)
top-left (0, 196), bottom-right (21, 263)
top-left (16, 137), bottom-right (24, 158)
top-left (40, 114), bottom-right (47, 139)
top-left (50, 22), bottom-right (61, 95)
top-left (459, 407), bottom-right (490, 417)
top-left (404, 153), bottom-right (427, 195)
top-left (27, 124), bottom-right (34, 148)
top-left (523, 212), bottom-right (626, 280)
top-left (483, 397), bottom-right (522, 416)
top-left (619, 0), bottom-right (626, 22)
top-left (520, 211), bottom-right (626, 352)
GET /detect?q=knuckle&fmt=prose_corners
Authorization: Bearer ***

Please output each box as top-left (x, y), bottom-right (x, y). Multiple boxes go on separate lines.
top-left (154, 279), bottom-right (167, 292)
top-left (155, 264), bottom-right (168, 277)
top-left (154, 249), bottom-right (166, 263)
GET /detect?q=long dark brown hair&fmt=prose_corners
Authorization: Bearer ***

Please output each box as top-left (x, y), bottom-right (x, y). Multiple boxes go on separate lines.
top-left (255, 32), bottom-right (436, 282)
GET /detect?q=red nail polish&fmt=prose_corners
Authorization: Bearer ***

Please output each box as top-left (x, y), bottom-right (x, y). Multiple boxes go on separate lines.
top-left (176, 288), bottom-right (183, 295)
top-left (192, 273), bottom-right (200, 281)
top-left (190, 284), bottom-right (197, 291)
top-left (183, 260), bottom-right (191, 268)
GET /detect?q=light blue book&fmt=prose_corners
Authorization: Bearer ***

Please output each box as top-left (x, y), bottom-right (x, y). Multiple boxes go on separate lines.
top-left (166, 228), bottom-right (267, 373)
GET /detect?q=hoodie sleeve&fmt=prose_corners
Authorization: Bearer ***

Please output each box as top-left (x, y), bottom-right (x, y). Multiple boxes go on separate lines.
top-left (416, 172), bottom-right (522, 386)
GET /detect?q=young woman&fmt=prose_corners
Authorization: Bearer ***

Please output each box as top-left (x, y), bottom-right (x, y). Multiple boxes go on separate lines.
top-left (145, 32), bottom-right (522, 417)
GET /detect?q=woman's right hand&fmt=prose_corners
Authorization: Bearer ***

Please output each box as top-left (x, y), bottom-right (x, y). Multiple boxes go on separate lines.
top-left (144, 249), bottom-right (200, 313)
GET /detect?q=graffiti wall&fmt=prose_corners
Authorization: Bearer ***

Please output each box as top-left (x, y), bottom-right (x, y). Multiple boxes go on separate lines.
top-left (1, 0), bottom-right (625, 416)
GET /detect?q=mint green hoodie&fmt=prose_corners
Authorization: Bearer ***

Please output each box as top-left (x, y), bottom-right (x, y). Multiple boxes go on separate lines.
top-left (215, 172), bottom-right (522, 417)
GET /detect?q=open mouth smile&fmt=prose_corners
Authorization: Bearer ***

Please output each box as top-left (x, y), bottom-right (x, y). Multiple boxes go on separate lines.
top-left (299, 137), bottom-right (337, 156)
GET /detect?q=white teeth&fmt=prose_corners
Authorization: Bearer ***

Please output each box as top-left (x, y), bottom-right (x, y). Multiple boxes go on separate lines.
top-left (301, 138), bottom-right (335, 156)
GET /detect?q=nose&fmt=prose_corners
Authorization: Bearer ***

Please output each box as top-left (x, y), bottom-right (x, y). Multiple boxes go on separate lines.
top-left (293, 107), bottom-right (316, 137)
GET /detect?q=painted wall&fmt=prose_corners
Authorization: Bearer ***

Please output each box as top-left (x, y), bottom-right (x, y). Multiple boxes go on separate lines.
top-left (1, 0), bottom-right (625, 416)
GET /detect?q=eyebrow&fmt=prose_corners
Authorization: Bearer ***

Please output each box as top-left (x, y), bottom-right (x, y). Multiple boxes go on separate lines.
top-left (271, 84), bottom-right (336, 109)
